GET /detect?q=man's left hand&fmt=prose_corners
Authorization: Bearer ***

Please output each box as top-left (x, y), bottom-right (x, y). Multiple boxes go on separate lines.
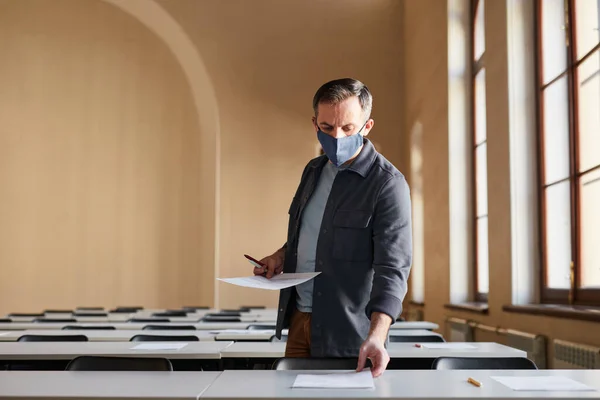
top-left (356, 335), bottom-right (390, 377)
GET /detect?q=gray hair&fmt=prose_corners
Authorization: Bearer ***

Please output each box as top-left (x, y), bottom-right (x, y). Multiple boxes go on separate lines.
top-left (312, 78), bottom-right (373, 120)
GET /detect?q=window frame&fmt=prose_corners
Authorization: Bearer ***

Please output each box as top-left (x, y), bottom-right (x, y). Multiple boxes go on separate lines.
top-left (536, 0), bottom-right (600, 305)
top-left (472, 0), bottom-right (488, 303)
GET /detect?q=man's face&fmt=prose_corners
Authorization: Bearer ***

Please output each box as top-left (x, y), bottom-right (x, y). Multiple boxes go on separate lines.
top-left (313, 96), bottom-right (374, 139)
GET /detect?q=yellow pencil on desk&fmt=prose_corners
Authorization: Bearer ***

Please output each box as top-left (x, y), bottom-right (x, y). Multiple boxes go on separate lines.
top-left (467, 377), bottom-right (482, 387)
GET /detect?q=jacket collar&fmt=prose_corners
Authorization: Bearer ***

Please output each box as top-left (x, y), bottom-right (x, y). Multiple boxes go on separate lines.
top-left (345, 138), bottom-right (377, 178)
top-left (309, 138), bottom-right (377, 178)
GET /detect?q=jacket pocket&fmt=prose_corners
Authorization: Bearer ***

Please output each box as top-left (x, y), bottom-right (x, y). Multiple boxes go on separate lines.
top-left (332, 210), bottom-right (372, 262)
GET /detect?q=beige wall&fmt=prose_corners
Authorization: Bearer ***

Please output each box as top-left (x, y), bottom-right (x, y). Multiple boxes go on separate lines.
top-left (157, 0), bottom-right (405, 308)
top-left (403, 0), bottom-right (451, 328)
top-left (402, 0), bottom-right (600, 366)
top-left (0, 0), bottom-right (405, 313)
top-left (0, 0), bottom-right (213, 314)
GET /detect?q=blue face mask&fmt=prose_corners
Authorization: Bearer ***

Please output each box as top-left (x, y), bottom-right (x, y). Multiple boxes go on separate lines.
top-left (317, 122), bottom-right (367, 167)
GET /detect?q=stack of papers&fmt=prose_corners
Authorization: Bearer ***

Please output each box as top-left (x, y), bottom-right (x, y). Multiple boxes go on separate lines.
top-left (293, 370), bottom-right (374, 389)
top-left (217, 272), bottom-right (321, 291)
top-left (491, 376), bottom-right (596, 391)
top-left (130, 343), bottom-right (188, 351)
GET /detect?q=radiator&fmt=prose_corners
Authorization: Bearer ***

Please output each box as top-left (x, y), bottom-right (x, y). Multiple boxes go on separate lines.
top-left (554, 339), bottom-right (600, 369)
top-left (446, 317), bottom-right (473, 342)
top-left (506, 329), bottom-right (547, 369)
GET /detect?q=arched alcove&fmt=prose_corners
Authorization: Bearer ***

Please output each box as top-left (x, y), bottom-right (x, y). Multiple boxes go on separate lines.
top-left (0, 0), bottom-right (220, 312)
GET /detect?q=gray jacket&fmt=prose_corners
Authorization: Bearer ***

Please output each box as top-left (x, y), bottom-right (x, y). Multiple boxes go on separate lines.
top-left (276, 139), bottom-right (412, 357)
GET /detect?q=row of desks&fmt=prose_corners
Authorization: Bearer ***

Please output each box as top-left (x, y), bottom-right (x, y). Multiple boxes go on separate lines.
top-left (5, 315), bottom-right (279, 324)
top-left (4, 308), bottom-right (278, 322)
top-left (0, 328), bottom-right (441, 342)
top-left (1, 370), bottom-right (600, 399)
top-left (0, 321), bottom-right (439, 331)
top-left (0, 341), bottom-right (524, 360)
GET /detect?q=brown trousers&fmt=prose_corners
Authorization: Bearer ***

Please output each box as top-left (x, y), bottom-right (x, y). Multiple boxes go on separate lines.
top-left (284, 309), bottom-right (312, 358)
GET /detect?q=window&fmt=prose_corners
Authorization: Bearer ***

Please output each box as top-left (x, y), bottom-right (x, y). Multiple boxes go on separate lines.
top-left (538, 0), bottom-right (600, 304)
top-left (448, 0), bottom-right (472, 305)
top-left (472, 0), bottom-right (489, 301)
top-left (410, 122), bottom-right (425, 304)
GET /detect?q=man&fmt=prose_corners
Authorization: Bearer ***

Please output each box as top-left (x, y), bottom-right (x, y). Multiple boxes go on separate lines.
top-left (254, 78), bottom-right (412, 377)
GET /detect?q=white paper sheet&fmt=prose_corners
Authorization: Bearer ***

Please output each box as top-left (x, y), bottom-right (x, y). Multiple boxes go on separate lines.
top-left (420, 343), bottom-right (477, 349)
top-left (219, 329), bottom-right (274, 335)
top-left (491, 376), bottom-right (596, 391)
top-left (293, 370), bottom-right (374, 389)
top-left (130, 343), bottom-right (188, 351)
top-left (217, 272), bottom-right (321, 291)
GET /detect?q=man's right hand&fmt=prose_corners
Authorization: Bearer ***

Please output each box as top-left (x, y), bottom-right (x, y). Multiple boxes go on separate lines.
top-left (253, 248), bottom-right (285, 279)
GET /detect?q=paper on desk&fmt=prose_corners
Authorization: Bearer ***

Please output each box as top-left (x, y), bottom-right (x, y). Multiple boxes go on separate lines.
top-left (130, 343), bottom-right (188, 351)
top-left (217, 272), bottom-right (321, 291)
top-left (420, 343), bottom-right (477, 349)
top-left (491, 376), bottom-right (595, 391)
top-left (218, 329), bottom-right (274, 334)
top-left (293, 370), bottom-right (374, 389)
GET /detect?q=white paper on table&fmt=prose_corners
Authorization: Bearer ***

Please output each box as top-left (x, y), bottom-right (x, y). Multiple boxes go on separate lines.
top-left (491, 376), bottom-right (596, 391)
top-left (420, 343), bottom-right (477, 349)
top-left (130, 343), bottom-right (188, 351)
top-left (219, 329), bottom-right (274, 335)
top-left (217, 272), bottom-right (321, 291)
top-left (293, 370), bottom-right (374, 389)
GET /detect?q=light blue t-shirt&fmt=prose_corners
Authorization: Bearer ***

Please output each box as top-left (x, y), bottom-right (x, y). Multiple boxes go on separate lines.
top-left (295, 161), bottom-right (339, 312)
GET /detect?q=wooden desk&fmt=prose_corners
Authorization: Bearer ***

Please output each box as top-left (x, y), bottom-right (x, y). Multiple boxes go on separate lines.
top-left (0, 330), bottom-right (216, 342)
top-left (0, 341), bottom-right (233, 360)
top-left (200, 370), bottom-right (600, 400)
top-left (0, 371), bottom-right (220, 400)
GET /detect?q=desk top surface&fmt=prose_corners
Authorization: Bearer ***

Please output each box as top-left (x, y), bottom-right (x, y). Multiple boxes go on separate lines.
top-left (0, 322), bottom-right (254, 331)
top-left (0, 320), bottom-right (438, 331)
top-left (1, 370), bottom-right (599, 400)
top-left (0, 329), bottom-right (216, 342)
top-left (388, 329), bottom-right (442, 337)
top-left (0, 341), bottom-right (233, 360)
top-left (201, 369), bottom-right (600, 400)
top-left (5, 309), bottom-right (278, 322)
top-left (0, 328), bottom-right (440, 344)
top-left (220, 342), bottom-right (525, 359)
top-left (6, 316), bottom-right (276, 324)
top-left (0, 371), bottom-right (220, 400)
top-left (390, 321), bottom-right (439, 330)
